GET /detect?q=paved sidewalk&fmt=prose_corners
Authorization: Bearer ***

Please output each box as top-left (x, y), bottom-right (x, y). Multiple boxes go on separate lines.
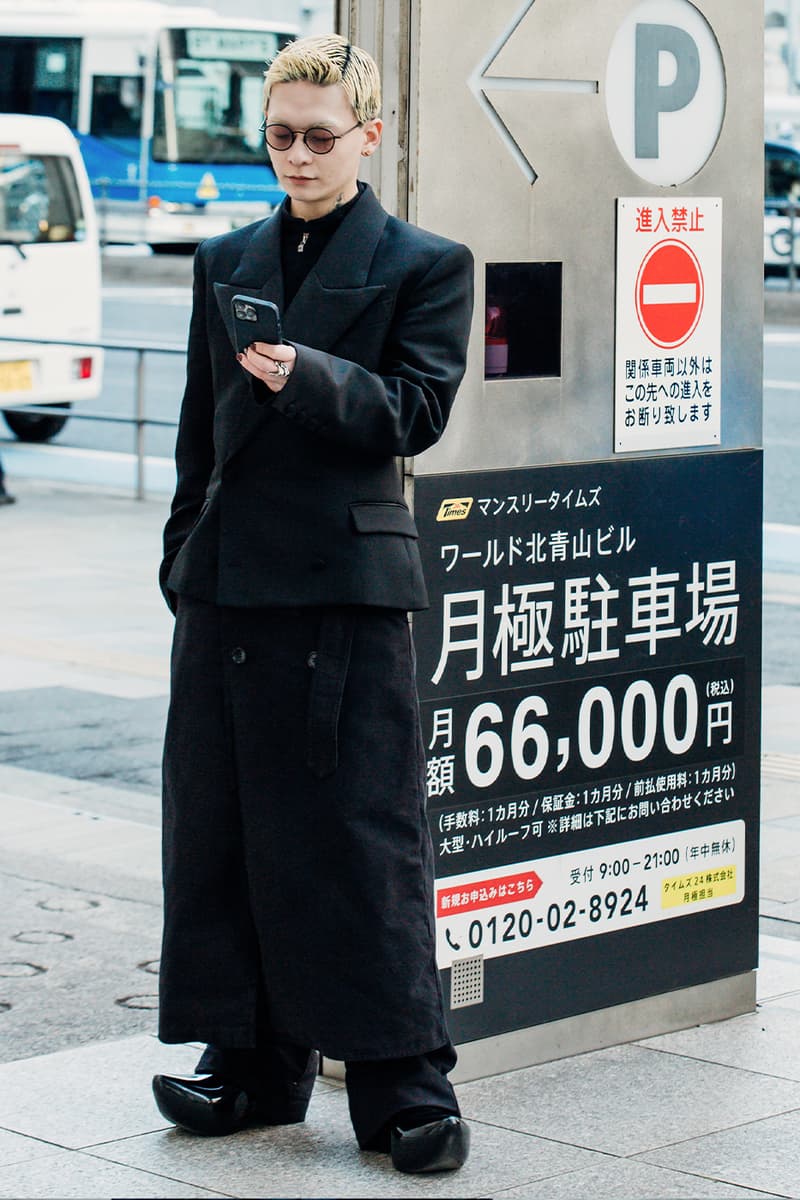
top-left (0, 481), bottom-right (799, 1199)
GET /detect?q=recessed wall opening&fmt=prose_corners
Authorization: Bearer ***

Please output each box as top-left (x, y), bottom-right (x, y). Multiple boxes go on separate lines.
top-left (485, 261), bottom-right (562, 380)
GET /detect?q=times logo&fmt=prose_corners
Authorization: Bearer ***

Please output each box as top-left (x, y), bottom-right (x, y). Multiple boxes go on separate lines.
top-left (436, 497), bottom-right (473, 522)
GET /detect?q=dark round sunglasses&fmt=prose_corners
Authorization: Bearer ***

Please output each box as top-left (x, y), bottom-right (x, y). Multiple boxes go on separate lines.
top-left (260, 121), bottom-right (362, 156)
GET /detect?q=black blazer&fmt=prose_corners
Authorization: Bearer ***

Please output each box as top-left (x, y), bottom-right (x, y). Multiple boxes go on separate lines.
top-left (160, 185), bottom-right (474, 612)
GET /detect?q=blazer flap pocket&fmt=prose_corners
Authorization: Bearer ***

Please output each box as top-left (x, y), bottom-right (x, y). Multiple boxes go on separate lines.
top-left (350, 502), bottom-right (419, 538)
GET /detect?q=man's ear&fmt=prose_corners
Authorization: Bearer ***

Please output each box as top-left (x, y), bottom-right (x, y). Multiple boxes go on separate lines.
top-left (362, 118), bottom-right (383, 156)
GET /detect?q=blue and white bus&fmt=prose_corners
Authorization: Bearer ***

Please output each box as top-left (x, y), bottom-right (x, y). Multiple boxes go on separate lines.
top-left (0, 0), bottom-right (299, 246)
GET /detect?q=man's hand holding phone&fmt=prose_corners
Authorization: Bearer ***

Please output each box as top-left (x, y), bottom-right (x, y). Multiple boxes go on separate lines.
top-left (238, 340), bottom-right (296, 394)
top-left (232, 295), bottom-right (296, 393)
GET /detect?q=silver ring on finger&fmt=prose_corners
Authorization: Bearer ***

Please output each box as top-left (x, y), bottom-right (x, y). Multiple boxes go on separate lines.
top-left (274, 360), bottom-right (290, 378)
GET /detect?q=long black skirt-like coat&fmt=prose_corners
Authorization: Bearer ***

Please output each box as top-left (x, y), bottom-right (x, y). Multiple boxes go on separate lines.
top-left (157, 185), bottom-right (474, 1061)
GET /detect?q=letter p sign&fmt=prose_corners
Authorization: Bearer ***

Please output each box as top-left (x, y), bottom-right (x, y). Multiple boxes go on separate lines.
top-left (635, 24), bottom-right (699, 159)
top-left (606, 0), bottom-right (725, 186)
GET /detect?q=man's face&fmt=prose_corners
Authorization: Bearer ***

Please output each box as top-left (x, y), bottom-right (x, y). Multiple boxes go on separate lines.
top-left (265, 80), bottom-right (382, 221)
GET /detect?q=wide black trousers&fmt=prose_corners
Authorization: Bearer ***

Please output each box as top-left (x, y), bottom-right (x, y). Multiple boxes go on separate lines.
top-left (159, 597), bottom-right (456, 1135)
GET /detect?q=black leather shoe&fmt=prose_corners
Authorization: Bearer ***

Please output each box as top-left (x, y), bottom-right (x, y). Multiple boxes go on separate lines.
top-left (152, 1071), bottom-right (311, 1137)
top-left (390, 1115), bottom-right (470, 1173)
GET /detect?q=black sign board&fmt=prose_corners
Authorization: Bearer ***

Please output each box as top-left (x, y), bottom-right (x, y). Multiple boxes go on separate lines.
top-left (414, 451), bottom-right (762, 1042)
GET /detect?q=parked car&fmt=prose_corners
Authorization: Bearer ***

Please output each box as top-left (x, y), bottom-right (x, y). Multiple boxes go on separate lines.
top-left (0, 113), bottom-right (102, 441)
top-left (765, 138), bottom-right (800, 275)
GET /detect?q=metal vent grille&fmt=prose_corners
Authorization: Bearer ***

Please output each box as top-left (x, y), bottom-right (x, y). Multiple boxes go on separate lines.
top-left (450, 954), bottom-right (484, 1009)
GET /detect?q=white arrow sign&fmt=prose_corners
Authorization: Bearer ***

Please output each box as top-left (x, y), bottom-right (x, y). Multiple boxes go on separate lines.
top-left (468, 0), bottom-right (598, 183)
top-left (470, 0), bottom-right (725, 187)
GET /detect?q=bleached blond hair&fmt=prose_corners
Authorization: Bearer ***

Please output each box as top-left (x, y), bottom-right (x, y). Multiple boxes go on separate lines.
top-left (263, 34), bottom-right (381, 125)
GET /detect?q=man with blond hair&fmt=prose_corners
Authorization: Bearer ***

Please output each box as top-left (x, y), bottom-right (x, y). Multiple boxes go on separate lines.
top-left (152, 34), bottom-right (473, 1174)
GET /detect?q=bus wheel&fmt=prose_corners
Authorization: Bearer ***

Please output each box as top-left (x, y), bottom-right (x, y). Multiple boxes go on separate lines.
top-left (2, 404), bottom-right (71, 442)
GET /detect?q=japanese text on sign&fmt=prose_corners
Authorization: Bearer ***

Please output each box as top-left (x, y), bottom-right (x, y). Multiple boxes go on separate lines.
top-left (416, 456), bottom-right (758, 934)
top-left (431, 560), bottom-right (738, 686)
top-left (436, 820), bottom-right (745, 968)
top-left (615, 197), bottom-right (722, 452)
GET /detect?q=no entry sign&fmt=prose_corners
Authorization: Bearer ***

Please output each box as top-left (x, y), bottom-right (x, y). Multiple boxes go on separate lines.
top-left (635, 240), bottom-right (704, 348)
top-left (615, 197), bottom-right (721, 452)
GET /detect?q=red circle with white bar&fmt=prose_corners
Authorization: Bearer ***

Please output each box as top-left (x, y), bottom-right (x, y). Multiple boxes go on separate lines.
top-left (635, 239), bottom-right (704, 348)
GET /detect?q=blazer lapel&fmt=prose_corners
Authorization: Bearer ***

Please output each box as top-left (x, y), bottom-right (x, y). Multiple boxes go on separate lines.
top-left (213, 186), bottom-right (390, 354)
top-left (214, 186), bottom-right (390, 464)
top-left (282, 186), bottom-right (389, 347)
top-left (213, 209), bottom-right (284, 354)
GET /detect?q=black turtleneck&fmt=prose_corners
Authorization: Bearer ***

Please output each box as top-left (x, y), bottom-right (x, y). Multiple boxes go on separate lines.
top-left (280, 182), bottom-right (365, 307)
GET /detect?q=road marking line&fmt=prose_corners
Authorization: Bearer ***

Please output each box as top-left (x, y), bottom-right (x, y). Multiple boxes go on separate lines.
top-left (764, 379), bottom-right (800, 390)
top-left (762, 752), bottom-right (800, 780)
top-left (0, 635), bottom-right (168, 679)
top-left (102, 286), bottom-right (191, 304)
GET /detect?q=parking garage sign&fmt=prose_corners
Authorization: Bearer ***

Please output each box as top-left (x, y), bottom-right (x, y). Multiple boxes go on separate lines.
top-left (414, 451), bottom-right (761, 1040)
top-left (615, 196), bottom-right (721, 452)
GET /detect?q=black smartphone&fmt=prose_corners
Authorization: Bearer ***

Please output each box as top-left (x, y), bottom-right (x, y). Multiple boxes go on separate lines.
top-left (231, 295), bottom-right (283, 353)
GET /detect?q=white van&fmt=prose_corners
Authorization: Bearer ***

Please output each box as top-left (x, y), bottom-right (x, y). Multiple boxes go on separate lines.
top-left (0, 113), bottom-right (102, 441)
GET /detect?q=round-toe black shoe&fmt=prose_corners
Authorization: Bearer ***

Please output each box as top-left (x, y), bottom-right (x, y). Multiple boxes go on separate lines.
top-left (152, 1072), bottom-right (310, 1137)
top-left (152, 1073), bottom-right (251, 1136)
top-left (390, 1115), bottom-right (470, 1173)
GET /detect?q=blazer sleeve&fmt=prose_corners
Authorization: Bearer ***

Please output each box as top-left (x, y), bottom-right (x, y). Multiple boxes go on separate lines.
top-left (269, 240), bottom-right (474, 458)
top-left (159, 245), bottom-right (216, 612)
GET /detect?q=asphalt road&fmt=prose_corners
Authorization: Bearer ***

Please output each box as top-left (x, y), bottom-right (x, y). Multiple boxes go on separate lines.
top-left (80, 255), bottom-right (192, 460)
top-left (764, 329), bottom-right (800, 527)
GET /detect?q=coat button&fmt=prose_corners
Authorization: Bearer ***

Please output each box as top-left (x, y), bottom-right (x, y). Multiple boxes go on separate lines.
top-left (307, 651), bottom-right (317, 669)
top-left (231, 647), bottom-right (247, 664)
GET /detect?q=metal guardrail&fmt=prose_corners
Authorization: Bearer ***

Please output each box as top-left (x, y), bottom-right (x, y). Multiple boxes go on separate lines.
top-left (789, 203), bottom-right (800, 292)
top-left (0, 335), bottom-right (183, 500)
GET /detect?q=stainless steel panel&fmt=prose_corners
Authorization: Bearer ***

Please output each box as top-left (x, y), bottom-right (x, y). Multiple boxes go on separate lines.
top-left (404, 0), bottom-right (763, 475)
top-left (449, 971), bottom-right (757, 1083)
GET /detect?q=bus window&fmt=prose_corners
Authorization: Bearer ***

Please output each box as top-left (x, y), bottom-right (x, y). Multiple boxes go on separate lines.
top-left (90, 75), bottom-right (143, 139)
top-left (0, 151), bottom-right (84, 243)
top-left (0, 39), bottom-right (81, 126)
top-left (153, 26), bottom-right (276, 164)
top-left (0, 6), bottom-right (299, 246)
